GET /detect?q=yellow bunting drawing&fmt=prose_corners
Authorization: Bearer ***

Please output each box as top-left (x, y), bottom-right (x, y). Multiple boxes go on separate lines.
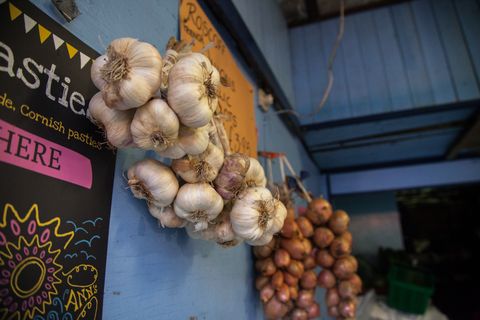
top-left (66, 43), bottom-right (78, 59)
top-left (38, 24), bottom-right (51, 44)
top-left (8, 2), bottom-right (21, 20)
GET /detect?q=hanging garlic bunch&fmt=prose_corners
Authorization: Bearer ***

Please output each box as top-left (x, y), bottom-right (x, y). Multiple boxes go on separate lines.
top-left (246, 233), bottom-right (274, 246)
top-left (127, 158), bottom-right (179, 207)
top-left (245, 157), bottom-right (267, 187)
top-left (171, 143), bottom-right (224, 183)
top-left (87, 92), bottom-right (134, 148)
top-left (130, 98), bottom-right (179, 152)
top-left (160, 37), bottom-right (192, 94)
top-left (148, 205), bottom-right (186, 228)
top-left (213, 208), bottom-right (241, 247)
top-left (168, 53), bottom-right (220, 128)
top-left (230, 187), bottom-right (287, 244)
top-left (177, 125), bottom-right (210, 155)
top-left (91, 37), bottom-right (162, 110)
top-left (214, 153), bottom-right (250, 200)
top-left (174, 183), bottom-right (224, 231)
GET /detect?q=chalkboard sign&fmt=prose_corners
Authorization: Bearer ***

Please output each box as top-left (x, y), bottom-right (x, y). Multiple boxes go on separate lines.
top-left (0, 1), bottom-right (114, 319)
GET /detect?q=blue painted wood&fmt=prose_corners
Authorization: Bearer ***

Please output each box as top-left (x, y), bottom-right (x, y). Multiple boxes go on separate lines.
top-left (372, 7), bottom-right (413, 110)
top-left (330, 158), bottom-right (480, 194)
top-left (411, 0), bottom-right (456, 104)
top-left (290, 27), bottom-right (312, 119)
top-left (354, 11), bottom-right (391, 114)
top-left (433, 0), bottom-right (480, 100)
top-left (391, 3), bottom-right (434, 107)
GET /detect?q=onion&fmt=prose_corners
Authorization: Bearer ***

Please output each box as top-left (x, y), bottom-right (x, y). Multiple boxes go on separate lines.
top-left (306, 302), bottom-right (321, 319)
top-left (287, 260), bottom-right (304, 278)
top-left (326, 287), bottom-right (340, 306)
top-left (274, 249), bottom-right (291, 268)
top-left (287, 206), bottom-right (295, 220)
top-left (289, 286), bottom-right (298, 300)
top-left (330, 236), bottom-right (352, 258)
top-left (339, 297), bottom-right (357, 318)
top-left (276, 283), bottom-right (290, 303)
top-left (284, 272), bottom-right (299, 286)
top-left (255, 258), bottom-right (277, 276)
top-left (280, 238), bottom-right (306, 260)
top-left (296, 290), bottom-right (314, 308)
top-left (333, 256), bottom-right (357, 280)
top-left (341, 231), bottom-right (352, 244)
top-left (313, 227), bottom-right (334, 248)
top-left (260, 283), bottom-right (275, 302)
top-left (271, 270), bottom-right (284, 289)
top-left (328, 305), bottom-right (339, 317)
top-left (338, 279), bottom-right (356, 298)
top-left (253, 237), bottom-right (276, 258)
top-left (302, 255), bottom-right (316, 270)
top-left (317, 269), bottom-right (336, 289)
top-left (264, 296), bottom-right (288, 320)
top-left (301, 238), bottom-right (313, 256)
top-left (328, 210), bottom-right (350, 235)
top-left (291, 308), bottom-right (308, 320)
top-left (315, 249), bottom-right (335, 268)
top-left (306, 198), bottom-right (332, 225)
top-left (280, 218), bottom-right (300, 238)
top-left (256, 276), bottom-right (270, 290)
top-left (349, 273), bottom-right (363, 294)
top-left (296, 216), bottom-right (314, 238)
top-left (300, 270), bottom-right (317, 289)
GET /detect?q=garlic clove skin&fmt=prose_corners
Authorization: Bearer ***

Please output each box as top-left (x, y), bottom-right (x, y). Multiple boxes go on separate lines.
top-left (131, 98), bottom-right (179, 152)
top-left (87, 92), bottom-right (135, 148)
top-left (174, 183), bottom-right (224, 231)
top-left (177, 125), bottom-right (209, 155)
top-left (245, 157), bottom-right (267, 187)
top-left (156, 142), bottom-right (187, 159)
top-left (246, 233), bottom-right (273, 246)
top-left (91, 55), bottom-right (108, 90)
top-left (127, 158), bottom-right (179, 207)
top-left (167, 53), bottom-right (220, 128)
top-left (171, 143), bottom-right (224, 183)
top-left (148, 205), bottom-right (186, 228)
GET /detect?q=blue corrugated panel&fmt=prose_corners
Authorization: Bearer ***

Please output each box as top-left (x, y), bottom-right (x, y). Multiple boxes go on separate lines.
top-left (290, 27), bottom-right (312, 119)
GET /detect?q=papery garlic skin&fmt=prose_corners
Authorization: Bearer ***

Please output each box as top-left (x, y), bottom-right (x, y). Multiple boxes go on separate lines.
top-left (127, 158), bottom-right (179, 207)
top-left (174, 183), bottom-right (224, 231)
top-left (171, 143), bottom-right (224, 183)
top-left (177, 125), bottom-right (209, 155)
top-left (99, 38), bottom-right (162, 110)
top-left (246, 233), bottom-right (273, 246)
top-left (91, 55), bottom-right (108, 90)
top-left (230, 187), bottom-right (287, 243)
top-left (245, 157), bottom-right (267, 187)
top-left (131, 98), bottom-right (179, 152)
top-left (214, 153), bottom-right (250, 200)
top-left (168, 53), bottom-right (220, 128)
top-left (156, 142), bottom-right (186, 159)
top-left (185, 222), bottom-right (216, 241)
top-left (87, 92), bottom-right (134, 148)
top-left (148, 205), bottom-right (186, 228)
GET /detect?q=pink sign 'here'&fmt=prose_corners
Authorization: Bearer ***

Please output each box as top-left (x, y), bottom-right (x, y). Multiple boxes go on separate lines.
top-left (0, 118), bottom-right (92, 189)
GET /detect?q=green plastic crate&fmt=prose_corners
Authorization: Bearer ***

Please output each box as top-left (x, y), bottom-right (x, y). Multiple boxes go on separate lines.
top-left (387, 265), bottom-right (434, 315)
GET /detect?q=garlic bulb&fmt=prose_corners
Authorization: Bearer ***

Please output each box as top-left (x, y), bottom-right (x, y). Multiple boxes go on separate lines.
top-left (156, 142), bottom-right (186, 159)
top-left (160, 38), bottom-right (192, 94)
top-left (174, 183), bottom-right (224, 231)
top-left (213, 209), bottom-right (238, 246)
top-left (230, 187), bottom-right (287, 242)
top-left (245, 157), bottom-right (267, 187)
top-left (167, 53), bottom-right (220, 128)
top-left (131, 98), bottom-right (179, 152)
top-left (177, 125), bottom-right (209, 155)
top-left (91, 55), bottom-right (107, 90)
top-left (246, 233), bottom-right (273, 246)
top-left (87, 92), bottom-right (134, 148)
top-left (97, 38), bottom-right (162, 110)
top-left (214, 153), bottom-right (250, 200)
top-left (148, 205), bottom-right (186, 228)
top-left (171, 143), bottom-right (224, 183)
top-left (127, 158), bottom-right (178, 207)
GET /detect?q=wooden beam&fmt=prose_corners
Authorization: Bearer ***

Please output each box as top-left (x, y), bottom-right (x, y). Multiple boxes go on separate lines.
top-left (446, 112), bottom-right (480, 159)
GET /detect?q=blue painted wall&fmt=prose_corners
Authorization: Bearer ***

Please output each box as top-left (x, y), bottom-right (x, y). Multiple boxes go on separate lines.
top-left (290, 0), bottom-right (480, 124)
top-left (30, 1), bottom-right (322, 319)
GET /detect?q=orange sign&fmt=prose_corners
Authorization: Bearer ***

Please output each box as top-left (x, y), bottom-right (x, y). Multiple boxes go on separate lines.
top-left (180, 0), bottom-right (257, 157)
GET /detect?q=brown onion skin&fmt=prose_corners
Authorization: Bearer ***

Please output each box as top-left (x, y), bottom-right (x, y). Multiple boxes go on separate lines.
top-left (287, 260), bottom-right (305, 278)
top-left (315, 249), bottom-right (335, 268)
top-left (333, 256), bottom-right (357, 280)
top-left (306, 198), bottom-right (333, 225)
top-left (287, 207), bottom-right (295, 220)
top-left (313, 227), bottom-right (335, 248)
top-left (349, 273), bottom-right (363, 294)
top-left (338, 279), bottom-right (356, 298)
top-left (297, 216), bottom-right (314, 238)
top-left (264, 296), bottom-right (289, 320)
top-left (255, 276), bottom-right (270, 290)
top-left (326, 287), bottom-right (340, 306)
top-left (300, 270), bottom-right (317, 289)
top-left (280, 238), bottom-right (306, 260)
top-left (339, 297), bottom-right (357, 318)
top-left (328, 305), bottom-right (340, 317)
top-left (289, 286), bottom-right (299, 300)
top-left (260, 284), bottom-right (275, 303)
top-left (317, 269), bottom-right (336, 289)
top-left (276, 283), bottom-right (291, 303)
top-left (291, 308), bottom-right (308, 320)
top-left (280, 218), bottom-right (300, 238)
top-left (297, 290), bottom-right (314, 308)
top-left (306, 302), bottom-right (321, 319)
top-left (253, 238), bottom-right (276, 258)
top-left (341, 231), bottom-right (353, 244)
top-left (303, 255), bottom-right (316, 270)
top-left (271, 270), bottom-right (284, 289)
top-left (330, 236), bottom-right (352, 258)
top-left (328, 210), bottom-right (350, 235)
top-left (302, 238), bottom-right (313, 256)
top-left (274, 249), bottom-right (291, 268)
top-left (255, 258), bottom-right (277, 276)
top-left (284, 272), bottom-right (299, 286)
